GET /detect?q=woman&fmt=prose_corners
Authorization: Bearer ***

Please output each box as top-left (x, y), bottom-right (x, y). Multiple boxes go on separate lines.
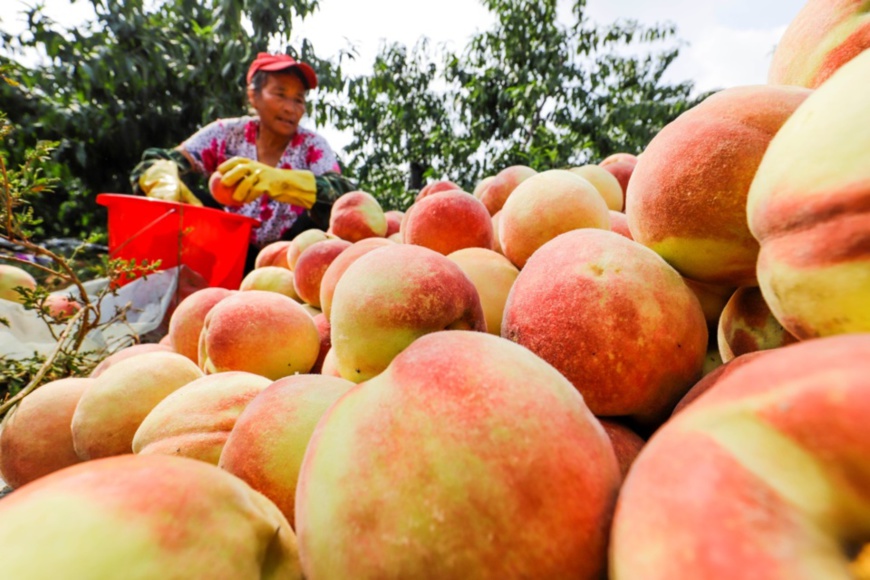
top-left (131, 52), bottom-right (354, 262)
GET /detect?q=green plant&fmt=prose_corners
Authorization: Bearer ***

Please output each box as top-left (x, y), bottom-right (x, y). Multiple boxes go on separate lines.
top-left (0, 110), bottom-right (155, 423)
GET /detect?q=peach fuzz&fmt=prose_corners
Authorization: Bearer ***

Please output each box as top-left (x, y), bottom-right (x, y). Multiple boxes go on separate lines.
top-left (475, 164), bottom-right (537, 215)
top-left (132, 371), bottom-right (271, 464)
top-left (0, 264), bottom-right (36, 303)
top-left (401, 190), bottom-right (494, 255)
top-left (72, 351), bottom-right (204, 460)
top-left (626, 85), bottom-right (810, 287)
top-left (568, 164), bottom-right (624, 211)
top-left (609, 210), bottom-right (633, 240)
top-left (255, 240), bottom-right (293, 270)
top-left (167, 287), bottom-right (233, 363)
top-left (447, 247), bottom-right (519, 336)
top-left (330, 244), bottom-right (486, 383)
top-left (598, 419), bottom-right (645, 482)
top-left (199, 290), bottom-right (320, 380)
top-left (768, 0), bottom-right (870, 89)
top-left (717, 286), bottom-right (798, 363)
top-left (90, 342), bottom-right (175, 378)
top-left (0, 455), bottom-right (302, 578)
top-left (415, 179), bottom-right (462, 202)
top-left (292, 239), bottom-right (352, 308)
top-left (501, 229), bottom-right (707, 429)
top-left (499, 169), bottom-right (610, 269)
top-left (599, 153), bottom-right (637, 201)
top-left (747, 51), bottom-right (870, 339)
top-left (384, 209), bottom-right (404, 236)
top-left (610, 335), bottom-right (870, 579)
top-left (328, 190), bottom-right (387, 242)
top-left (0, 377), bottom-right (92, 489)
top-left (318, 237), bottom-right (394, 321)
top-left (219, 374), bottom-right (354, 526)
top-left (240, 265), bottom-right (301, 301)
top-left (296, 331), bottom-right (620, 579)
top-left (287, 229), bottom-right (330, 270)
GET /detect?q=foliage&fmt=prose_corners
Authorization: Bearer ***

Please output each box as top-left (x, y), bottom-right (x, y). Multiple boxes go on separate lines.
top-left (325, 0), bottom-right (705, 208)
top-left (0, 0), bottom-right (337, 238)
top-left (0, 113), bottom-right (153, 420)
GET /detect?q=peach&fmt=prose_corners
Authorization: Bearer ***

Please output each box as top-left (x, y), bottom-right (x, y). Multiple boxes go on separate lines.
top-left (384, 209), bottom-right (404, 236)
top-left (208, 170), bottom-right (243, 207)
top-left (43, 293), bottom-right (81, 319)
top-left (401, 190), bottom-right (494, 255)
top-left (199, 290), bottom-right (320, 380)
top-left (447, 247), bottom-right (519, 336)
top-left (328, 190), bottom-right (387, 242)
top-left (132, 371), bottom-right (271, 464)
top-left (501, 229), bottom-right (708, 428)
top-left (475, 164), bottom-right (537, 215)
top-left (167, 287), bottom-right (233, 362)
top-left (90, 342), bottom-right (175, 378)
top-left (415, 179), bottom-right (462, 202)
top-left (330, 244), bottom-right (486, 383)
top-left (768, 0), bottom-right (870, 89)
top-left (717, 286), bottom-right (799, 362)
top-left (671, 350), bottom-right (768, 416)
top-left (499, 169), bottom-right (610, 269)
top-left (219, 374), bottom-right (354, 526)
top-left (748, 51), bottom-right (870, 338)
top-left (599, 153), bottom-right (638, 203)
top-left (319, 348), bottom-right (341, 378)
top-left (626, 85), bottom-right (810, 286)
top-left (611, 334), bottom-right (870, 579)
top-left (599, 419), bottom-right (645, 481)
top-left (287, 229), bottom-right (330, 270)
top-left (0, 264), bottom-right (36, 303)
top-left (609, 210), bottom-right (633, 240)
top-left (255, 240), bottom-right (293, 270)
top-left (683, 277), bottom-right (736, 332)
top-left (240, 265), bottom-right (301, 301)
top-left (296, 331), bottom-right (620, 579)
top-left (318, 237), bottom-right (394, 320)
top-left (491, 210), bottom-right (504, 254)
top-left (568, 164), bottom-right (624, 210)
top-left (292, 239), bottom-right (351, 308)
top-left (0, 377), bottom-right (92, 488)
top-left (311, 313), bottom-right (331, 374)
top-left (72, 351), bottom-right (204, 460)
top-left (0, 455), bottom-right (302, 578)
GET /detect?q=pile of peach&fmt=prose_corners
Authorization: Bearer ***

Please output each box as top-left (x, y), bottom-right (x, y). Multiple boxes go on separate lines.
top-left (0, 3), bottom-right (868, 577)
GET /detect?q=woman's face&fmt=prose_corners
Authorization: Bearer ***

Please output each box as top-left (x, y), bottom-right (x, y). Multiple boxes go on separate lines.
top-left (248, 72), bottom-right (307, 139)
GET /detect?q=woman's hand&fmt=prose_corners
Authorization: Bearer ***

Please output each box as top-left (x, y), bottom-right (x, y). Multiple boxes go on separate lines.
top-left (139, 160), bottom-right (203, 206)
top-left (218, 157), bottom-right (316, 208)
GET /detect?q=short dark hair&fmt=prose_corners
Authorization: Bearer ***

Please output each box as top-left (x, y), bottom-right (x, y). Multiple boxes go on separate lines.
top-left (249, 68), bottom-right (311, 92)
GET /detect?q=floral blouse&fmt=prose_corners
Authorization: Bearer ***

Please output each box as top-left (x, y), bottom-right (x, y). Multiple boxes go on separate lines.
top-left (181, 116), bottom-right (341, 247)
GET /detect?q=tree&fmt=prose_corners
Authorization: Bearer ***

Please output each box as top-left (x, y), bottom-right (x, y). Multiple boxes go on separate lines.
top-left (0, 0), bottom-right (339, 238)
top-left (326, 0), bottom-right (704, 209)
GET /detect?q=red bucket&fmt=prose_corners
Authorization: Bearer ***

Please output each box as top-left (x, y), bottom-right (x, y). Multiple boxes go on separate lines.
top-left (97, 194), bottom-right (260, 289)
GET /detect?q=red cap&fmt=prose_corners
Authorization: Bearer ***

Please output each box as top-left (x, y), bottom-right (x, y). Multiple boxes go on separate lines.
top-left (246, 53), bottom-right (318, 89)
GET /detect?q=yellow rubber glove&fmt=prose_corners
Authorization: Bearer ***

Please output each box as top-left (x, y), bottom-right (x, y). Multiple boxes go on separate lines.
top-left (139, 160), bottom-right (203, 206)
top-left (218, 157), bottom-right (317, 208)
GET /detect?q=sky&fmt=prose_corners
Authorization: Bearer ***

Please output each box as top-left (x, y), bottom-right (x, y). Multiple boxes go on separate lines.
top-left (4, 0), bottom-right (807, 153)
